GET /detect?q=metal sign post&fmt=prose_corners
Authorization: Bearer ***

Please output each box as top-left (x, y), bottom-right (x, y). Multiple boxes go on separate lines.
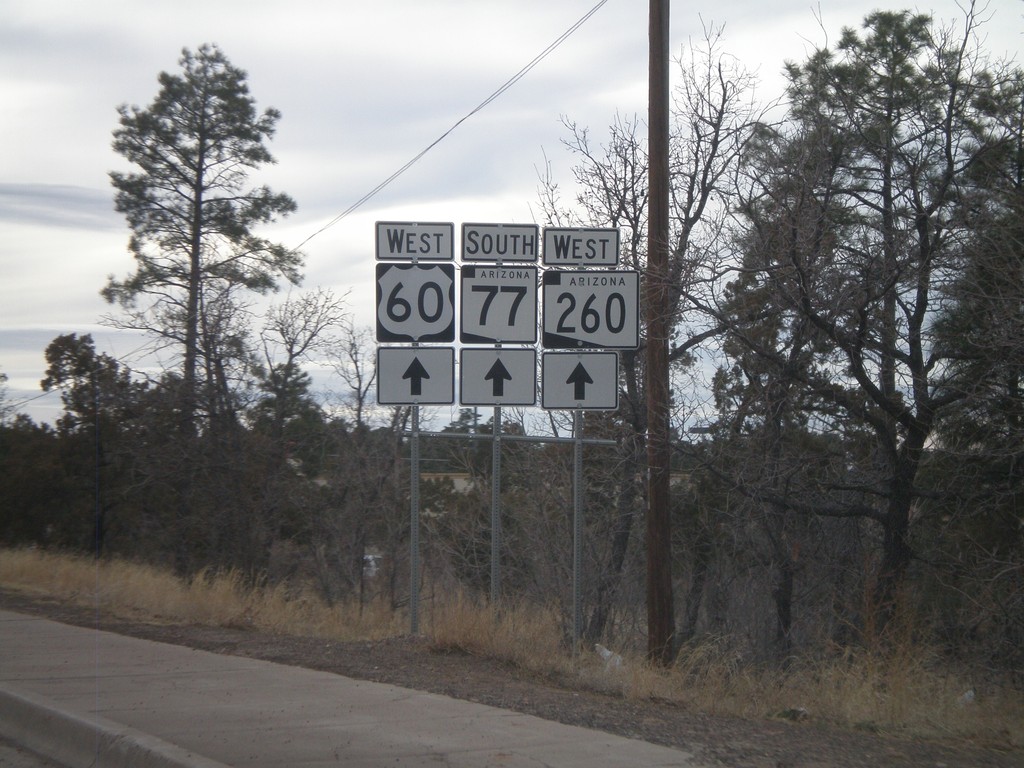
top-left (572, 409), bottom-right (584, 649)
top-left (491, 405), bottom-right (502, 605)
top-left (409, 403), bottom-right (421, 635)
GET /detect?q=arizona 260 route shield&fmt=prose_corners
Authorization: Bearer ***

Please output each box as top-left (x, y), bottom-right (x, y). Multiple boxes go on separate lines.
top-left (542, 270), bottom-right (639, 349)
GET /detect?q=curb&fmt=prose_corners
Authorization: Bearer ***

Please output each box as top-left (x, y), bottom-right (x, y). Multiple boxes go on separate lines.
top-left (0, 685), bottom-right (229, 768)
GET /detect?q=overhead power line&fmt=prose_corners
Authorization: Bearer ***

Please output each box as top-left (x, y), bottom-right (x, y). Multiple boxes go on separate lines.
top-left (292, 0), bottom-right (610, 252)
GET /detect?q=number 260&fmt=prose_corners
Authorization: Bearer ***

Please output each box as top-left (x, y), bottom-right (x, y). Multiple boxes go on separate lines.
top-left (555, 292), bottom-right (626, 334)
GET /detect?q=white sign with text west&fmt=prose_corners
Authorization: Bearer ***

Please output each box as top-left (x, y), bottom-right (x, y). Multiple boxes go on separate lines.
top-left (376, 221), bottom-right (454, 261)
top-left (542, 227), bottom-right (619, 267)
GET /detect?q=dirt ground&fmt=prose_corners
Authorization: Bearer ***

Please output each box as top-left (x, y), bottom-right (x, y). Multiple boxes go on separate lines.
top-left (2, 590), bottom-right (1020, 768)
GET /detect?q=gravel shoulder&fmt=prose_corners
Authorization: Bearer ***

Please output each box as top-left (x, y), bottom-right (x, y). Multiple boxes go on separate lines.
top-left (1, 589), bottom-right (1019, 768)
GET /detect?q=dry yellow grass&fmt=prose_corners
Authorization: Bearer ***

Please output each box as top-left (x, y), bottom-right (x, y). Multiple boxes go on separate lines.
top-left (588, 637), bottom-right (1024, 747)
top-left (425, 590), bottom-right (570, 677)
top-left (0, 547), bottom-right (404, 640)
top-left (1, 547), bottom-right (1021, 748)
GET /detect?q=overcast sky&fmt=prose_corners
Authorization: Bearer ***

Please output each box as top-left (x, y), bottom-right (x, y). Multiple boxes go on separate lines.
top-left (2, 0), bottom-right (1020, 424)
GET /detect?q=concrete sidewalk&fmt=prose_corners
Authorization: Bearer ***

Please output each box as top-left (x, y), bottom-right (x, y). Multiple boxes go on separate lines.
top-left (0, 609), bottom-right (697, 767)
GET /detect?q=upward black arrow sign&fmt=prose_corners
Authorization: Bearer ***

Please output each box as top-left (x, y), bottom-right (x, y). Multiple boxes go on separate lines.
top-left (484, 359), bottom-right (512, 397)
top-left (566, 362), bottom-right (593, 400)
top-left (403, 357), bottom-right (430, 396)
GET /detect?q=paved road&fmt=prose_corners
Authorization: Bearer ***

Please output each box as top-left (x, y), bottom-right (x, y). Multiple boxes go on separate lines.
top-left (0, 609), bottom-right (698, 767)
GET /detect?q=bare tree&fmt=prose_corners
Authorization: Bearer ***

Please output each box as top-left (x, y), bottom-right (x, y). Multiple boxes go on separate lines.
top-left (256, 288), bottom-right (348, 445)
top-left (325, 321), bottom-right (378, 429)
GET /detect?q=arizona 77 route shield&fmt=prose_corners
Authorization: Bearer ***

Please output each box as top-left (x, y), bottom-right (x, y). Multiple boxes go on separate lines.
top-left (460, 265), bottom-right (537, 344)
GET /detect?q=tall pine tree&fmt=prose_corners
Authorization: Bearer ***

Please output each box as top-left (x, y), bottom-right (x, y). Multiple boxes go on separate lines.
top-left (104, 44), bottom-right (300, 433)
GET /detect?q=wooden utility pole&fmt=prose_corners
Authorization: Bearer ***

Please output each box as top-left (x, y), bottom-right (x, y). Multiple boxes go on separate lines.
top-left (645, 0), bottom-right (675, 664)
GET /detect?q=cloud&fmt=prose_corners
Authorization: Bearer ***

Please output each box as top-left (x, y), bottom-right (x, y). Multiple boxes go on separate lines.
top-left (0, 183), bottom-right (119, 230)
top-left (3, 0), bottom-right (1021, 428)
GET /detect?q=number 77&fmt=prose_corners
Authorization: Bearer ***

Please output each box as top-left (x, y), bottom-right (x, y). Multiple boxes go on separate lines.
top-left (472, 285), bottom-right (527, 325)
